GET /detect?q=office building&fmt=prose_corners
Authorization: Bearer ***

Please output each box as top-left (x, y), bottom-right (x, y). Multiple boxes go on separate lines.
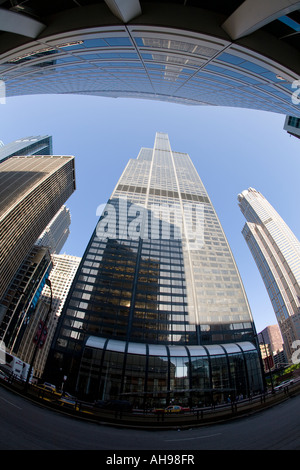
top-left (35, 205), bottom-right (72, 254)
top-left (0, 136), bottom-right (53, 163)
top-left (0, 2), bottom-right (299, 120)
top-left (258, 325), bottom-right (284, 355)
top-left (18, 254), bottom-right (81, 379)
top-left (284, 116), bottom-right (300, 139)
top-left (42, 254), bottom-right (81, 319)
top-left (45, 133), bottom-right (263, 407)
top-left (258, 324), bottom-right (286, 371)
top-left (238, 188), bottom-right (300, 360)
top-left (0, 245), bottom-right (52, 354)
top-left (0, 154), bottom-right (76, 300)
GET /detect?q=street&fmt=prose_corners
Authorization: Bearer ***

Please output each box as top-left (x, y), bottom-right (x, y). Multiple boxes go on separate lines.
top-left (0, 384), bottom-right (299, 451)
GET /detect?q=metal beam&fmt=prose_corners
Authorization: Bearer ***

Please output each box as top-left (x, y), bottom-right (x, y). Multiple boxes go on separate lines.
top-left (104, 0), bottom-right (141, 23)
top-left (222, 0), bottom-right (300, 40)
top-left (0, 8), bottom-right (46, 38)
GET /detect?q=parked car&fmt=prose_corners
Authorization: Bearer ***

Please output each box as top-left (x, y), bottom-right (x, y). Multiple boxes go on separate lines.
top-left (57, 396), bottom-right (77, 409)
top-left (0, 370), bottom-right (9, 382)
top-left (35, 382), bottom-right (59, 394)
top-left (152, 407), bottom-right (165, 414)
top-left (274, 379), bottom-right (294, 390)
top-left (62, 392), bottom-right (76, 399)
top-left (164, 405), bottom-right (190, 413)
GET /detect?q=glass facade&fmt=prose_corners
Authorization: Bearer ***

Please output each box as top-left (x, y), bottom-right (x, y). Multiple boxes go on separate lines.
top-left (35, 205), bottom-right (72, 255)
top-left (238, 188), bottom-right (300, 360)
top-left (0, 154), bottom-right (76, 299)
top-left (0, 246), bottom-right (52, 354)
top-left (1, 20), bottom-right (299, 117)
top-left (77, 337), bottom-right (262, 408)
top-left (284, 116), bottom-right (300, 138)
top-left (45, 133), bottom-right (263, 404)
top-left (0, 136), bottom-right (53, 164)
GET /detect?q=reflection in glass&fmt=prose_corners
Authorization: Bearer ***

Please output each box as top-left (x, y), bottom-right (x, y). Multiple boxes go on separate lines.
top-left (46, 133), bottom-right (263, 403)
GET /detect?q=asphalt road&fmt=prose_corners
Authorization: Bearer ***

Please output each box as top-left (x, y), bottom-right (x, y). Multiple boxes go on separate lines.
top-left (0, 385), bottom-right (299, 451)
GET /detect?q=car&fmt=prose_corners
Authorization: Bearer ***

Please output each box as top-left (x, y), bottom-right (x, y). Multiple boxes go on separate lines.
top-left (164, 405), bottom-right (190, 413)
top-left (0, 370), bottom-right (9, 381)
top-left (35, 382), bottom-right (58, 394)
top-left (43, 382), bottom-right (56, 390)
top-left (57, 396), bottom-right (77, 408)
top-left (274, 379), bottom-right (294, 390)
top-left (152, 407), bottom-right (165, 414)
top-left (59, 391), bottom-right (76, 400)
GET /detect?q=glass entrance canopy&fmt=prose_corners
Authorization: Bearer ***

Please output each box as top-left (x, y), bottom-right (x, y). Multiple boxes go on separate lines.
top-left (77, 335), bottom-right (263, 407)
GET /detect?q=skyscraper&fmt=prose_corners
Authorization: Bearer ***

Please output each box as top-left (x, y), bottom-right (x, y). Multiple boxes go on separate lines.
top-left (283, 116), bottom-right (300, 139)
top-left (258, 324), bottom-right (286, 371)
top-left (18, 254), bottom-right (81, 379)
top-left (0, 136), bottom-right (53, 163)
top-left (45, 133), bottom-right (263, 406)
top-left (0, 154), bottom-right (76, 299)
top-left (0, 245), bottom-right (52, 354)
top-left (35, 205), bottom-right (72, 254)
top-left (238, 187), bottom-right (300, 360)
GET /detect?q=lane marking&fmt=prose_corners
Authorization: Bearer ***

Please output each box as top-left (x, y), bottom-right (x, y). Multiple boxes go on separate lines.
top-left (0, 396), bottom-right (22, 409)
top-left (165, 432), bottom-right (222, 442)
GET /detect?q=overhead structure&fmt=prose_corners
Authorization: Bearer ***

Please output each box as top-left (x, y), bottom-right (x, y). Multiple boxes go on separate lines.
top-left (0, 7), bottom-right (46, 38)
top-left (222, 0), bottom-right (300, 39)
top-left (0, 1), bottom-right (299, 117)
top-left (104, 0), bottom-right (142, 23)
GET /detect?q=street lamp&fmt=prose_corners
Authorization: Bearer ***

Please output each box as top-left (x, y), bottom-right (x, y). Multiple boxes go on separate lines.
top-left (25, 278), bottom-right (52, 390)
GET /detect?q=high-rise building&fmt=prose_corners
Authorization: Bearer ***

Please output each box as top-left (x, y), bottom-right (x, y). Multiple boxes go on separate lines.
top-left (18, 254), bottom-right (81, 379)
top-left (45, 133), bottom-right (263, 407)
top-left (283, 116), bottom-right (300, 139)
top-left (0, 136), bottom-right (53, 163)
top-left (258, 324), bottom-right (286, 371)
top-left (42, 254), bottom-right (81, 319)
top-left (35, 205), bottom-right (72, 254)
top-left (238, 187), bottom-right (300, 360)
top-left (0, 154), bottom-right (76, 300)
top-left (0, 245), bottom-right (52, 354)
top-left (259, 325), bottom-right (284, 355)
top-left (0, 2), bottom-right (299, 119)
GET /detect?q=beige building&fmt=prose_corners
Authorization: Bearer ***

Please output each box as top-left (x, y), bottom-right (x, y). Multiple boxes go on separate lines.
top-left (238, 188), bottom-right (300, 360)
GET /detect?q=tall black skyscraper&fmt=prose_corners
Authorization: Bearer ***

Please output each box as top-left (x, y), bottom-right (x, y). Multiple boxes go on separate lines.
top-left (46, 133), bottom-right (263, 407)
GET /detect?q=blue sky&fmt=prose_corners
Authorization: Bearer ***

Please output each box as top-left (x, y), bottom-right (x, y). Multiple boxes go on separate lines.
top-left (1, 94), bottom-right (299, 333)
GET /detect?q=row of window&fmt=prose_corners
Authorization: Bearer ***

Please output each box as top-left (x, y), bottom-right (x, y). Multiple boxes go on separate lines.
top-left (75, 338), bottom-right (263, 404)
top-left (4, 26), bottom-right (299, 115)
